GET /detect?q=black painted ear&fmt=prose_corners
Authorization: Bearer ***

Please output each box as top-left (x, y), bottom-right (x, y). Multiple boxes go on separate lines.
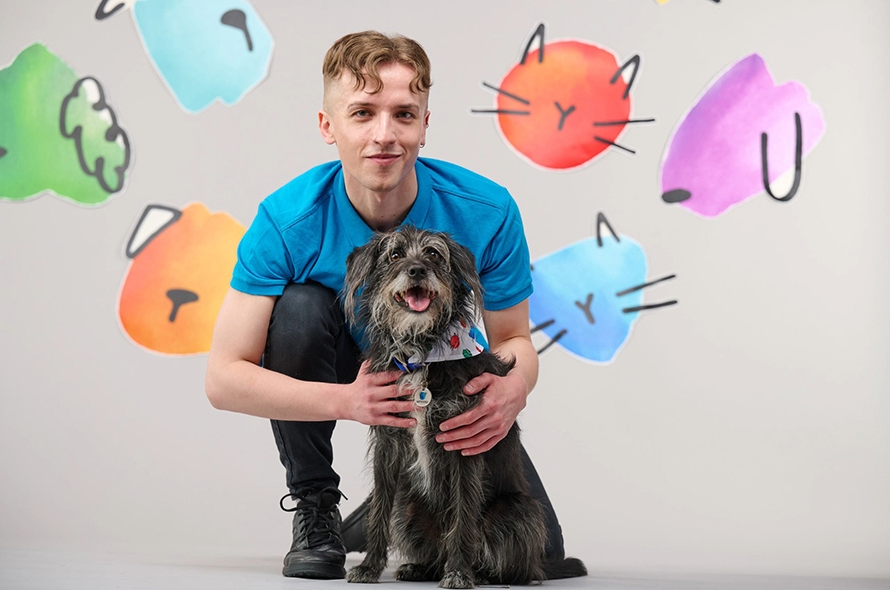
top-left (610, 55), bottom-right (641, 100)
top-left (342, 234), bottom-right (384, 323)
top-left (442, 234), bottom-right (484, 309)
top-left (596, 212), bottom-right (620, 247)
top-left (520, 23), bottom-right (545, 65)
top-left (761, 112), bottom-right (802, 202)
top-left (95, 0), bottom-right (126, 20)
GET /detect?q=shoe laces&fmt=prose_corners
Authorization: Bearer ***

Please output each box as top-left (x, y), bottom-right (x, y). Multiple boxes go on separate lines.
top-left (280, 487), bottom-right (347, 549)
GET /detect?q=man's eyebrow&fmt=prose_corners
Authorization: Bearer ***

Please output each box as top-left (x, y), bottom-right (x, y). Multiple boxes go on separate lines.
top-left (346, 101), bottom-right (422, 111)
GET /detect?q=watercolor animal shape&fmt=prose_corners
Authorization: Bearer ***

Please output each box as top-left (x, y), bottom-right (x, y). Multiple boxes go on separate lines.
top-left (660, 53), bottom-right (826, 217)
top-left (529, 214), bottom-right (677, 363)
top-left (118, 203), bottom-right (245, 355)
top-left (95, 0), bottom-right (273, 113)
top-left (472, 23), bottom-right (654, 170)
top-left (0, 43), bottom-right (131, 205)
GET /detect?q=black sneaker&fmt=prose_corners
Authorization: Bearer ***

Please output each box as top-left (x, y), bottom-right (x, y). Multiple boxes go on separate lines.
top-left (279, 487), bottom-right (347, 579)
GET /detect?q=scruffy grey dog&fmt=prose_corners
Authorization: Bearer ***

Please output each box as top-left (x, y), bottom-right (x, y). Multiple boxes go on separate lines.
top-left (342, 226), bottom-right (586, 589)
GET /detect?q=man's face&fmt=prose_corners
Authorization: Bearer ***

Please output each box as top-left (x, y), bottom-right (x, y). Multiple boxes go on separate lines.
top-left (319, 62), bottom-right (430, 199)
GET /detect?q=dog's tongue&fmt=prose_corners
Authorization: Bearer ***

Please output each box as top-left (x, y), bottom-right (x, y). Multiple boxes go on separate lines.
top-left (404, 287), bottom-right (431, 312)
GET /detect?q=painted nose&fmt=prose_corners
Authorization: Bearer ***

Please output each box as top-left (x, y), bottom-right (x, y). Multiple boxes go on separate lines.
top-left (221, 9), bottom-right (254, 51)
top-left (407, 265), bottom-right (426, 279)
top-left (662, 189), bottom-right (691, 203)
top-left (167, 289), bottom-right (199, 322)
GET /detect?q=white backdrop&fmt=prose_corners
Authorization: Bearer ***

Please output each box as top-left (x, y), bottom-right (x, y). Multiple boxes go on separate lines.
top-left (1, 0), bottom-right (888, 578)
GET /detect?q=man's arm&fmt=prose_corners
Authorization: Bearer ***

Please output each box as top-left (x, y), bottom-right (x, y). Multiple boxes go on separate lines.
top-left (205, 287), bottom-right (415, 427)
top-left (435, 299), bottom-right (538, 456)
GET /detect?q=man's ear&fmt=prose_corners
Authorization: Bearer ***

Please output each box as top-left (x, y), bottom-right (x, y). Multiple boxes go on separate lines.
top-left (319, 110), bottom-right (336, 145)
top-left (421, 110), bottom-right (430, 146)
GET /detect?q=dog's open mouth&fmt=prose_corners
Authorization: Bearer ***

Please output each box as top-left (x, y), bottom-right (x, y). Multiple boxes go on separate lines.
top-left (395, 287), bottom-right (436, 313)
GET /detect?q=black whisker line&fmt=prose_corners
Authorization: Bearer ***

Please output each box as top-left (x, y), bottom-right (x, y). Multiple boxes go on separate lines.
top-left (616, 274), bottom-right (677, 297)
top-left (531, 319), bottom-right (555, 334)
top-left (482, 82), bottom-right (531, 105)
top-left (470, 109), bottom-right (530, 116)
top-left (594, 136), bottom-right (635, 154)
top-left (622, 301), bottom-right (678, 313)
top-left (593, 118), bottom-right (656, 126)
top-left (537, 329), bottom-right (567, 354)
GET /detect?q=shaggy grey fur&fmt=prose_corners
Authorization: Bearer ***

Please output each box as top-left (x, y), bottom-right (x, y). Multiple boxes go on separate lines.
top-left (342, 226), bottom-right (586, 588)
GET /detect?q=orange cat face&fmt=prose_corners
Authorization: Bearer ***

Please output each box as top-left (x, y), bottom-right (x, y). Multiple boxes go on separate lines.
top-left (118, 203), bottom-right (245, 355)
top-left (473, 24), bottom-right (653, 170)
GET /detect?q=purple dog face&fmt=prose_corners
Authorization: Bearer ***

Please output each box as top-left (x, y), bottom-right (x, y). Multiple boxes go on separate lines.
top-left (660, 54), bottom-right (826, 217)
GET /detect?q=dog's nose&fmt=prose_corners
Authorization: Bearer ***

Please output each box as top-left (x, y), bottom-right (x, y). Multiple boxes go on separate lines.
top-left (407, 264), bottom-right (427, 279)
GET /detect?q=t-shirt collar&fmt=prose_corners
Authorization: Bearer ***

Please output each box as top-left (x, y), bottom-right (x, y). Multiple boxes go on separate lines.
top-left (335, 159), bottom-right (432, 250)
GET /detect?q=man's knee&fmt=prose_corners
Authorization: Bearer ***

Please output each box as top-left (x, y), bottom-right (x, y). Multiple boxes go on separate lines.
top-left (273, 281), bottom-right (340, 326)
top-left (270, 282), bottom-right (345, 341)
top-left (266, 281), bottom-right (345, 368)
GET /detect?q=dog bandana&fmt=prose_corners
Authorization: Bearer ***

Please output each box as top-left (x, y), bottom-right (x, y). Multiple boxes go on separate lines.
top-left (393, 320), bottom-right (487, 407)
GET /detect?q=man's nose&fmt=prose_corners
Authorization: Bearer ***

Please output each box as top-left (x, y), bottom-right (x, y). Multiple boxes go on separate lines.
top-left (373, 116), bottom-right (396, 144)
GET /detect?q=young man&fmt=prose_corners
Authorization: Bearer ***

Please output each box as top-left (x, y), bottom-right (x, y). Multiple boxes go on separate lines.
top-left (206, 31), bottom-right (565, 580)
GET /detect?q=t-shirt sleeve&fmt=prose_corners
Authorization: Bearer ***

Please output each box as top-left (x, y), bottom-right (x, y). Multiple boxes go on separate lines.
top-left (230, 203), bottom-right (296, 296)
top-left (479, 198), bottom-right (533, 311)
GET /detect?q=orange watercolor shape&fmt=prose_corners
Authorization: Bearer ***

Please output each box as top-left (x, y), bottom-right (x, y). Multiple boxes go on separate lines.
top-left (118, 202), bottom-right (245, 355)
top-left (473, 23), bottom-right (654, 170)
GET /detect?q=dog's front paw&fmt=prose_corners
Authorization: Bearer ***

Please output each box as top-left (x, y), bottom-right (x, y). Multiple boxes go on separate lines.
top-left (395, 562), bottom-right (439, 582)
top-left (346, 564), bottom-right (382, 584)
top-left (439, 570), bottom-right (475, 589)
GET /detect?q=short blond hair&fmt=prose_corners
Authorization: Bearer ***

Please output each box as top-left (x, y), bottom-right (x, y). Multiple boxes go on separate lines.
top-left (322, 31), bottom-right (432, 101)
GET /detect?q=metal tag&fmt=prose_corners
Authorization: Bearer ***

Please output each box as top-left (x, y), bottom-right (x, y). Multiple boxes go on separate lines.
top-left (414, 387), bottom-right (432, 408)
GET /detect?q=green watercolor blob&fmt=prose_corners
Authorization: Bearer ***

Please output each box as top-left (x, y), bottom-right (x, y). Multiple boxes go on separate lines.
top-left (0, 43), bottom-right (131, 205)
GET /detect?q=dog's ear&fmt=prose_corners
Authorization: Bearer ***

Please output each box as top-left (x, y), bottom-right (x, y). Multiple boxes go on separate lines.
top-left (342, 235), bottom-right (382, 323)
top-left (443, 234), bottom-right (484, 309)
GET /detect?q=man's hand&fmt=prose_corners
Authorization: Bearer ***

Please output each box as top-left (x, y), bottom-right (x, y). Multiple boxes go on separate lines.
top-left (206, 288), bottom-right (416, 427)
top-left (435, 370), bottom-right (528, 456)
top-left (434, 300), bottom-right (538, 456)
top-left (344, 361), bottom-right (416, 428)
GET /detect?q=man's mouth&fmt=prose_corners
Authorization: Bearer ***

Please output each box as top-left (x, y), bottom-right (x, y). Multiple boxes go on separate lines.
top-left (395, 287), bottom-right (435, 312)
top-left (368, 153), bottom-right (400, 164)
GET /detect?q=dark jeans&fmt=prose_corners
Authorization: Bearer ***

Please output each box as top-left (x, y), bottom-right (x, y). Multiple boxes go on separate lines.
top-left (265, 281), bottom-right (565, 559)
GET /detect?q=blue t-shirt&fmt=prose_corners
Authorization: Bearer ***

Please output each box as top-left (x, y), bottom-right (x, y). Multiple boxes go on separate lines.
top-left (231, 157), bottom-right (532, 312)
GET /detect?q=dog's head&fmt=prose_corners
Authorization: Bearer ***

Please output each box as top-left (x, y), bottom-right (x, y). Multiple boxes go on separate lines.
top-left (343, 226), bottom-right (483, 352)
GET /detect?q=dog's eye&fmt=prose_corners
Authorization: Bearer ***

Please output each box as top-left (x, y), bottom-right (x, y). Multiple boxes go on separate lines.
top-left (390, 250), bottom-right (402, 261)
top-left (426, 248), bottom-right (440, 260)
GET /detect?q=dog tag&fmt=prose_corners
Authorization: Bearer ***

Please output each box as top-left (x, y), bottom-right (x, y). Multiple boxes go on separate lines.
top-left (414, 387), bottom-right (432, 408)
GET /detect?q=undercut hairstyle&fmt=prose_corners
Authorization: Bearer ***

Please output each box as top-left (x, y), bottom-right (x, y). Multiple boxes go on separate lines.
top-left (322, 30), bottom-right (432, 102)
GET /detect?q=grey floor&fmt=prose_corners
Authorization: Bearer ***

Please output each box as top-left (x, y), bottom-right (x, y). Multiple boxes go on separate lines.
top-left (2, 549), bottom-right (889, 590)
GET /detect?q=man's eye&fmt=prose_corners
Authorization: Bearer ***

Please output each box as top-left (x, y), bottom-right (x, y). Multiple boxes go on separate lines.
top-left (354, 110), bottom-right (370, 117)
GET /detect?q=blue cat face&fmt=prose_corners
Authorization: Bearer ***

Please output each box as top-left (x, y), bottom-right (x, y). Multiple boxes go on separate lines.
top-left (529, 214), bottom-right (677, 363)
top-left (128, 0), bottom-right (273, 113)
